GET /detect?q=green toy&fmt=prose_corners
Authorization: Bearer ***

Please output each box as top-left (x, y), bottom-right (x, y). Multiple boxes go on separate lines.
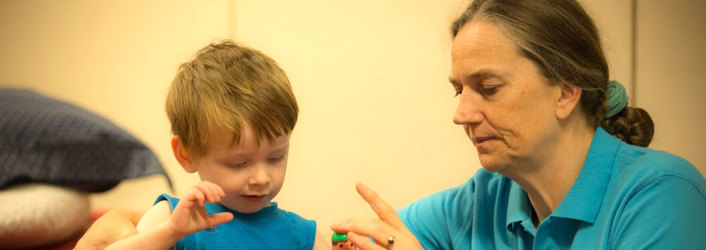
top-left (332, 232), bottom-right (356, 250)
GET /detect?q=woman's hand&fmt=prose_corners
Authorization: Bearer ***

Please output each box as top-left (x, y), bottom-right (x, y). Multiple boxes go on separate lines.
top-left (167, 181), bottom-right (233, 238)
top-left (331, 183), bottom-right (423, 250)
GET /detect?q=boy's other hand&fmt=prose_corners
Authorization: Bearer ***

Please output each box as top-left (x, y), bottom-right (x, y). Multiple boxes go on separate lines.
top-left (168, 181), bottom-right (234, 238)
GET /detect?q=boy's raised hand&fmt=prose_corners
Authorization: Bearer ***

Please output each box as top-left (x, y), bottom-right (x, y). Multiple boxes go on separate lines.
top-left (168, 181), bottom-right (234, 238)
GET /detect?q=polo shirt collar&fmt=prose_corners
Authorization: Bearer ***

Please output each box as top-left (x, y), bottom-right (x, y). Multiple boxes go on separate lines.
top-left (505, 128), bottom-right (620, 230)
top-left (550, 127), bottom-right (619, 223)
top-left (506, 180), bottom-right (533, 232)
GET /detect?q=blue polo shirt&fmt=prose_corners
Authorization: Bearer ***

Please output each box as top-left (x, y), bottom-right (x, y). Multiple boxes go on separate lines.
top-left (398, 128), bottom-right (706, 249)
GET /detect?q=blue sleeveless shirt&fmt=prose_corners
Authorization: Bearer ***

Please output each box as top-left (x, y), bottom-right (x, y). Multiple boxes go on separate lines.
top-left (155, 193), bottom-right (316, 250)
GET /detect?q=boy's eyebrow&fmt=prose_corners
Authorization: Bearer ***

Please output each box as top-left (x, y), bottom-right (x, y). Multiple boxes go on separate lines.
top-left (270, 142), bottom-right (290, 153)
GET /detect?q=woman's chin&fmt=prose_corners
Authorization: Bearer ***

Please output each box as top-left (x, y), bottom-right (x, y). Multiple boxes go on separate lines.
top-left (478, 157), bottom-right (506, 173)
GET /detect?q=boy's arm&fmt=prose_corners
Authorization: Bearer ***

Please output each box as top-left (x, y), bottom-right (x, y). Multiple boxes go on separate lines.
top-left (104, 201), bottom-right (180, 250)
top-left (105, 201), bottom-right (182, 250)
top-left (75, 209), bottom-right (143, 250)
top-left (105, 181), bottom-right (234, 250)
top-left (312, 228), bottom-right (332, 250)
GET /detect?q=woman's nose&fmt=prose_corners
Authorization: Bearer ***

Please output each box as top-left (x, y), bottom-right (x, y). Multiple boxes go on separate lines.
top-left (453, 92), bottom-right (484, 125)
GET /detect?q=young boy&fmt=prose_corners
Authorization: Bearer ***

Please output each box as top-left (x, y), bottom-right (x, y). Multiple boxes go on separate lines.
top-left (105, 40), bottom-right (329, 249)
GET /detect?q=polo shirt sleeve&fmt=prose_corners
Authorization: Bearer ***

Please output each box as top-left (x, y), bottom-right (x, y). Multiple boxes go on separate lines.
top-left (611, 174), bottom-right (706, 248)
top-left (397, 177), bottom-right (476, 249)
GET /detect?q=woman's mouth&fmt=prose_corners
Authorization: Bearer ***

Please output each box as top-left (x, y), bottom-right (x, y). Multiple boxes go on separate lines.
top-left (472, 137), bottom-right (494, 145)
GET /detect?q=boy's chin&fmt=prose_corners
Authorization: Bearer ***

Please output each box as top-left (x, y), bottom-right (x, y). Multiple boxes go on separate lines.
top-left (227, 201), bottom-right (271, 214)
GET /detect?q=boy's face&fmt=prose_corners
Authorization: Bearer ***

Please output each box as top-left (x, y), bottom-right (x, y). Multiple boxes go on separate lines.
top-left (191, 125), bottom-right (289, 214)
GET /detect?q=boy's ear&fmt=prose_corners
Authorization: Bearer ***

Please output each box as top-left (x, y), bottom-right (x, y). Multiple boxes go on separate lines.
top-left (171, 136), bottom-right (197, 173)
top-left (556, 83), bottom-right (582, 119)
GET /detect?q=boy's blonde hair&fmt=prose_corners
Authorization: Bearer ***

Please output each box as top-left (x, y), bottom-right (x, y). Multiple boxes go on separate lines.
top-left (165, 40), bottom-right (298, 156)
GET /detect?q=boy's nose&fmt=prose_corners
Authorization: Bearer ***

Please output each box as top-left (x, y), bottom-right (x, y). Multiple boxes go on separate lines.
top-left (248, 165), bottom-right (270, 186)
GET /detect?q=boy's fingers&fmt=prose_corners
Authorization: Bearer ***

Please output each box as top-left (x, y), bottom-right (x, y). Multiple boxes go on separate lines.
top-left (191, 189), bottom-right (206, 206)
top-left (208, 212), bottom-right (234, 227)
top-left (216, 184), bottom-right (226, 198)
top-left (195, 183), bottom-right (215, 204)
top-left (355, 183), bottom-right (404, 228)
top-left (199, 181), bottom-right (225, 203)
top-left (207, 182), bottom-right (226, 200)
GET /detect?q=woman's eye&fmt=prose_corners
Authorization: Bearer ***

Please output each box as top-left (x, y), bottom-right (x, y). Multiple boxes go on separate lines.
top-left (453, 86), bottom-right (462, 97)
top-left (481, 85), bottom-right (499, 95)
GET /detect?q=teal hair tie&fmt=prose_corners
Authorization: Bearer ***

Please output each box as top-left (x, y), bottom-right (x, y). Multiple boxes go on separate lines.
top-left (604, 80), bottom-right (628, 119)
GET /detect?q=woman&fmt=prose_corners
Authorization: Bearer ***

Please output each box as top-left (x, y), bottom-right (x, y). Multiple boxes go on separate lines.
top-left (331, 0), bottom-right (706, 249)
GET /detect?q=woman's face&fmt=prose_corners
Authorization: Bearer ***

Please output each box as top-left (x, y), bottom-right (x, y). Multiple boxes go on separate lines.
top-left (449, 21), bottom-right (563, 174)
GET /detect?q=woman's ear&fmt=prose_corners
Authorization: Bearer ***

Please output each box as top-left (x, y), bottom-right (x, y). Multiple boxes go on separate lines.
top-left (171, 136), bottom-right (197, 173)
top-left (556, 83), bottom-right (582, 119)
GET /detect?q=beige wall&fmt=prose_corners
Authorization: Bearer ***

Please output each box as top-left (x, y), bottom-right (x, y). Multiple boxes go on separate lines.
top-left (582, 0), bottom-right (634, 96)
top-left (1, 0), bottom-right (703, 241)
top-left (635, 0), bottom-right (706, 175)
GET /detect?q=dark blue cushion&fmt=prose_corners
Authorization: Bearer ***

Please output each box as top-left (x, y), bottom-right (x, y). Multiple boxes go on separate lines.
top-left (0, 88), bottom-right (171, 192)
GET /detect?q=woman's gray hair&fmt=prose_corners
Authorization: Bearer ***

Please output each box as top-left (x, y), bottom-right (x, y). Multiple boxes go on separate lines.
top-left (451, 0), bottom-right (653, 146)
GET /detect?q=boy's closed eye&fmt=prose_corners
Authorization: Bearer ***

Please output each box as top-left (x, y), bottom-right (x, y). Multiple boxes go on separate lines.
top-left (268, 156), bottom-right (284, 163)
top-left (228, 161), bottom-right (248, 168)
top-left (267, 151), bottom-right (288, 164)
top-left (225, 152), bottom-right (286, 168)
